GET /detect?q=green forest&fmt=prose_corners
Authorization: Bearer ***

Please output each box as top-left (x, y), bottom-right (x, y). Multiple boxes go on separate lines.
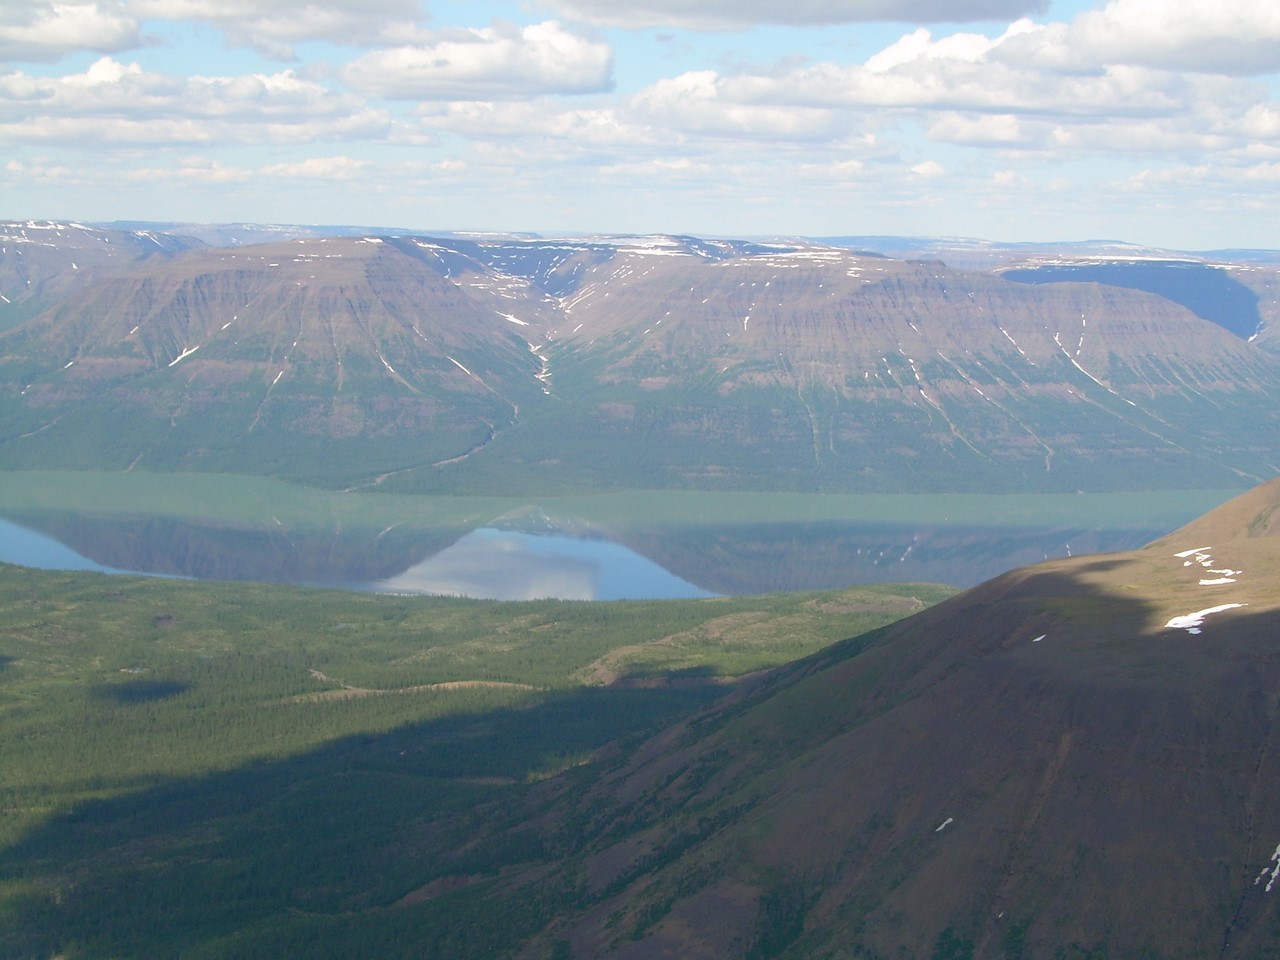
top-left (0, 561), bottom-right (953, 959)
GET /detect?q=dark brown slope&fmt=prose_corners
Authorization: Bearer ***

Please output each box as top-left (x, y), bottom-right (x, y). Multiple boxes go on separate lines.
top-left (477, 481), bottom-right (1280, 959)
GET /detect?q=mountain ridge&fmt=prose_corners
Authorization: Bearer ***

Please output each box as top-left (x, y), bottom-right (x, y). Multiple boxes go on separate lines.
top-left (2, 225), bottom-right (1278, 494)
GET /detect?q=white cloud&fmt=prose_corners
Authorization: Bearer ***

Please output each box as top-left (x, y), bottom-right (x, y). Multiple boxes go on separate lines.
top-left (342, 21), bottom-right (612, 100)
top-left (0, 57), bottom-right (391, 145)
top-left (719, 28), bottom-right (1199, 119)
top-left (0, 1), bottom-right (140, 61)
top-left (1066, 0), bottom-right (1280, 76)
top-left (129, 0), bottom-right (426, 57)
top-left (44, 153), bottom-right (372, 185)
top-left (415, 100), bottom-right (649, 147)
top-left (538, 0), bottom-right (1048, 30)
top-left (630, 71), bottom-right (844, 141)
top-left (928, 112), bottom-right (1033, 146)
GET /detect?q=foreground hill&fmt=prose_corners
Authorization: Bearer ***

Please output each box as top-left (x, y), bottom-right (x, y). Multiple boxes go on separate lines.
top-left (1, 226), bottom-right (1279, 493)
top-left (452, 478), bottom-right (1280, 959)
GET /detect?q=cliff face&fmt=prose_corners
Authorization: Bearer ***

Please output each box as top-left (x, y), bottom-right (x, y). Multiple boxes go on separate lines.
top-left (2, 229), bottom-right (1278, 493)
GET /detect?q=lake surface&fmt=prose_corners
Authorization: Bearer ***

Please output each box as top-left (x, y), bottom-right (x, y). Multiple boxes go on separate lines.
top-left (0, 518), bottom-right (132, 576)
top-left (0, 511), bottom-right (1181, 600)
top-left (0, 472), bottom-right (1242, 599)
top-left (356, 528), bottom-right (717, 601)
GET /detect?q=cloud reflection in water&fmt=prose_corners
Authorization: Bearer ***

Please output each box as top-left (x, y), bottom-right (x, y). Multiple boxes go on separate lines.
top-left (366, 528), bottom-right (717, 601)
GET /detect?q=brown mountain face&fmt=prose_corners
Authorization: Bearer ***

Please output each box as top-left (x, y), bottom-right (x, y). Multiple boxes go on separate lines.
top-left (1, 228), bottom-right (1279, 493)
top-left (0, 221), bottom-right (199, 331)
top-left (421, 480), bottom-right (1280, 959)
top-left (0, 235), bottom-right (552, 484)
top-left (496, 240), bottom-right (1280, 494)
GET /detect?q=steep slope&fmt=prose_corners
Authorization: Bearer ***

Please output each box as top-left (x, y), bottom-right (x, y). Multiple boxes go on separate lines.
top-left (441, 239), bottom-right (1280, 494)
top-left (0, 220), bottom-right (199, 330)
top-left (0, 236), bottom-right (555, 485)
top-left (3, 229), bottom-right (1280, 494)
top-left (434, 480), bottom-right (1280, 959)
top-left (1000, 258), bottom-right (1266, 340)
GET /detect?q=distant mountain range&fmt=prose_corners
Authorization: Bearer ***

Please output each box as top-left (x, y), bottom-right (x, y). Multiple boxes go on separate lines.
top-left (1, 220), bottom-right (1278, 494)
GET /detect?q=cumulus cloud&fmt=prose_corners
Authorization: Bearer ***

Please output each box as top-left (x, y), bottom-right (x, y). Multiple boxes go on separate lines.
top-left (714, 26), bottom-right (1201, 119)
top-left (0, 1), bottom-right (140, 61)
top-left (129, 0), bottom-right (427, 57)
top-left (342, 21), bottom-right (612, 100)
top-left (538, 0), bottom-right (1047, 30)
top-left (0, 56), bottom-right (390, 144)
top-left (629, 71), bottom-right (844, 141)
top-left (1063, 0), bottom-right (1280, 76)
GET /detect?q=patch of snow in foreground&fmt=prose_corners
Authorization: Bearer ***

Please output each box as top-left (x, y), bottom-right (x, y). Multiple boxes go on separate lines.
top-left (935, 818), bottom-right (954, 832)
top-left (1031, 634), bottom-right (1046, 643)
top-left (1165, 603), bottom-right (1246, 635)
top-left (1174, 546), bottom-right (1213, 558)
top-left (1256, 843), bottom-right (1280, 892)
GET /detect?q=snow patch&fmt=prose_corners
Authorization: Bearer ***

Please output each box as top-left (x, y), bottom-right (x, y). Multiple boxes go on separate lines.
top-left (168, 345), bottom-right (199, 367)
top-left (1256, 843), bottom-right (1280, 892)
top-left (1165, 604), bottom-right (1245, 634)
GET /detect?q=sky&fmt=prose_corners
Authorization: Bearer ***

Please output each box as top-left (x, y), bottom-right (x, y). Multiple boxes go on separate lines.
top-left (2, 0), bottom-right (1279, 248)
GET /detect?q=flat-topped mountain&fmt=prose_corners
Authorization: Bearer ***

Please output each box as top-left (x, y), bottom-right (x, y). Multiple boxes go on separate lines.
top-left (1, 226), bottom-right (1278, 493)
top-left (0, 220), bottom-right (201, 330)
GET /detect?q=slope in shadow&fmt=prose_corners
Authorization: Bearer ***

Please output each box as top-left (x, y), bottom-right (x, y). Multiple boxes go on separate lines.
top-left (1003, 260), bottom-right (1264, 339)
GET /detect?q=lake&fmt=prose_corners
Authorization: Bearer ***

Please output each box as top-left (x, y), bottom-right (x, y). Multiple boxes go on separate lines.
top-left (0, 472), bottom-right (1242, 600)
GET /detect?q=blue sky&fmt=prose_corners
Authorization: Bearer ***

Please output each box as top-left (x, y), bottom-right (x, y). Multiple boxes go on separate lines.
top-left (2, 0), bottom-right (1278, 248)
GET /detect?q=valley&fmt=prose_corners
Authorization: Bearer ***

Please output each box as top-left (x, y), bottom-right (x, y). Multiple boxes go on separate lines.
top-left (3, 221), bottom-right (1280, 958)
top-left (4, 481), bottom-right (1280, 958)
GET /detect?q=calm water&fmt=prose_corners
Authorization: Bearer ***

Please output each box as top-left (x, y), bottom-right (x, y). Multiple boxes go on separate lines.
top-left (0, 518), bottom-right (131, 575)
top-left (359, 528), bottom-right (716, 601)
top-left (0, 518), bottom-right (714, 601)
top-left (0, 510), bottom-right (1179, 599)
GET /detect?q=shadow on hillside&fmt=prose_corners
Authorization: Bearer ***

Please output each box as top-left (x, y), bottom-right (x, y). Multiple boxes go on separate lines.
top-left (0, 681), bottom-right (730, 960)
top-left (89, 678), bottom-right (190, 704)
top-left (3, 560), bottom-right (1278, 960)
